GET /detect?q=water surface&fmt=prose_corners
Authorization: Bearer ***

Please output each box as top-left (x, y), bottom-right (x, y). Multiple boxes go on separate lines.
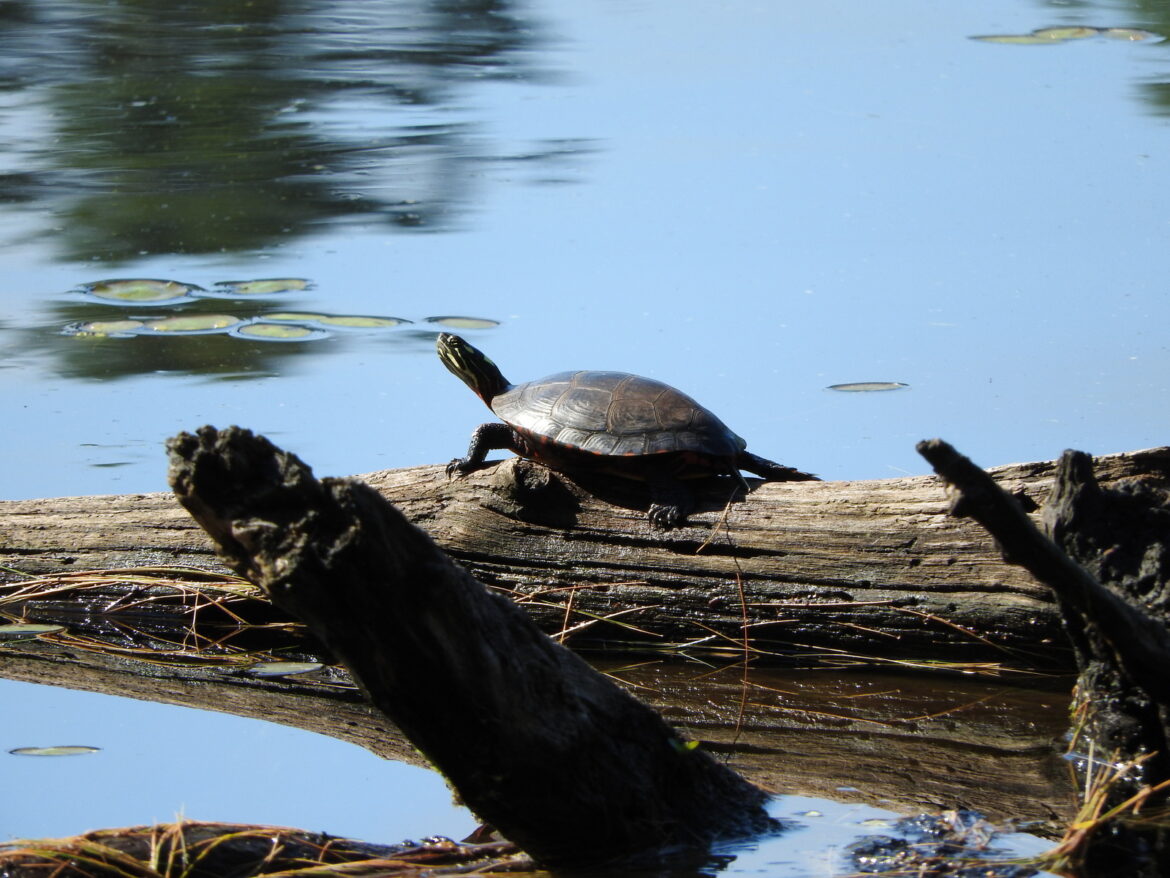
top-left (2, 0), bottom-right (1166, 871)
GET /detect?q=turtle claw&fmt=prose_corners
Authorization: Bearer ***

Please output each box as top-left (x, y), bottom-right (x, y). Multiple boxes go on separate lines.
top-left (446, 458), bottom-right (472, 478)
top-left (648, 502), bottom-right (684, 530)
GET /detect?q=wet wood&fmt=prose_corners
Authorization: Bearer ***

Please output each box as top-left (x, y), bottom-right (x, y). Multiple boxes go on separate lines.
top-left (164, 425), bottom-right (776, 869)
top-left (3, 440), bottom-right (1169, 667)
top-left (919, 439), bottom-right (1170, 877)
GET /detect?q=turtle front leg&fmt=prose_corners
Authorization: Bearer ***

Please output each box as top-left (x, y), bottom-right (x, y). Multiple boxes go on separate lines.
top-left (737, 451), bottom-right (820, 483)
top-left (447, 422), bottom-right (529, 476)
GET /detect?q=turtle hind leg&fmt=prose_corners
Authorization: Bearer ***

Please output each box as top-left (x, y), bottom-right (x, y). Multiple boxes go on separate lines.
top-left (737, 450), bottom-right (820, 483)
top-left (447, 422), bottom-right (528, 476)
top-left (645, 470), bottom-right (694, 530)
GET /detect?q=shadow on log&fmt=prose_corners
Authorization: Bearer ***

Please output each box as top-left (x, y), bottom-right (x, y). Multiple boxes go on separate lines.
top-left (918, 439), bottom-right (1170, 878)
top-left (165, 425), bottom-right (777, 870)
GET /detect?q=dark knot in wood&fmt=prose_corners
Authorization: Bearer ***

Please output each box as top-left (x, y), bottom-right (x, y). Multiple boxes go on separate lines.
top-left (485, 459), bottom-right (580, 528)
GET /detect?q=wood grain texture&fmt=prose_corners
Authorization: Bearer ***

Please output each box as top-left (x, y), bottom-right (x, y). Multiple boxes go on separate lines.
top-left (4, 440), bottom-right (1168, 667)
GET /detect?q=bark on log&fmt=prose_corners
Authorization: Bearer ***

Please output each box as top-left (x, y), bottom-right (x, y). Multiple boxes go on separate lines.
top-left (164, 425), bottom-right (777, 869)
top-left (918, 439), bottom-right (1170, 878)
top-left (4, 443), bottom-right (1169, 668)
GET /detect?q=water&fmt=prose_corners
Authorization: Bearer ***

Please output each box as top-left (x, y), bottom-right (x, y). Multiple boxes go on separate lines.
top-left (2, 0), bottom-right (1165, 871)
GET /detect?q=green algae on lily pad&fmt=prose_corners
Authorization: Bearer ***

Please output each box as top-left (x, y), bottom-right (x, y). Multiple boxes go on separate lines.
top-left (79, 278), bottom-right (203, 304)
top-left (62, 319), bottom-right (146, 338)
top-left (424, 316), bottom-right (500, 330)
top-left (246, 661), bottom-right (324, 677)
top-left (139, 314), bottom-right (241, 335)
top-left (230, 322), bottom-right (328, 341)
top-left (208, 278), bottom-right (314, 297)
top-left (9, 745), bottom-right (100, 757)
top-left (827, 382), bottom-right (909, 392)
top-left (0, 623), bottom-right (65, 639)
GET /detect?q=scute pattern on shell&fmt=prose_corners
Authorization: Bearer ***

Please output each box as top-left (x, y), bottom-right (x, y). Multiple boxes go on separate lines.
top-left (492, 370), bottom-right (744, 458)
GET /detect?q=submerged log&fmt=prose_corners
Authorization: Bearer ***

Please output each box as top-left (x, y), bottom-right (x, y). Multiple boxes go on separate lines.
top-left (5, 443), bottom-right (1167, 667)
top-left (0, 630), bottom-right (1075, 829)
top-left (165, 425), bottom-right (776, 869)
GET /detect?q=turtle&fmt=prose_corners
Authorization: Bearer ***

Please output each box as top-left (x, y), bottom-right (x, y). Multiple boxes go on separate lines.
top-left (437, 332), bottom-right (818, 528)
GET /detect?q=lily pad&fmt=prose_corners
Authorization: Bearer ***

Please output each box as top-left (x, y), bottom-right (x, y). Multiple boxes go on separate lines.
top-left (827, 382), bottom-right (909, 392)
top-left (971, 34), bottom-right (1070, 45)
top-left (1031, 26), bottom-right (1100, 40)
top-left (9, 745), bottom-right (101, 757)
top-left (424, 316), bottom-right (501, 330)
top-left (0, 623), bottom-right (65, 639)
top-left (208, 278), bottom-right (313, 297)
top-left (255, 313), bottom-right (408, 331)
top-left (139, 314), bottom-right (241, 335)
top-left (315, 315), bottom-right (410, 329)
top-left (79, 278), bottom-right (202, 304)
top-left (230, 322), bottom-right (328, 341)
top-left (1103, 28), bottom-right (1160, 41)
top-left (62, 319), bottom-right (146, 338)
top-left (246, 661), bottom-right (324, 677)
top-left (260, 312), bottom-right (332, 323)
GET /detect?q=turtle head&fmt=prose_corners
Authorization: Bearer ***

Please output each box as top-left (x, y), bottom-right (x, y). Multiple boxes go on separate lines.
top-left (436, 333), bottom-right (510, 405)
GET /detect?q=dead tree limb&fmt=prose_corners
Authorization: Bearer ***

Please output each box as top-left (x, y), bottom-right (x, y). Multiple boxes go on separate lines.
top-left (917, 438), bottom-right (1170, 878)
top-left (166, 425), bottom-right (776, 869)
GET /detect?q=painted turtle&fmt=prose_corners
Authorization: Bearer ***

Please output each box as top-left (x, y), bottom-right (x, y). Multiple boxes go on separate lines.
top-left (437, 333), bottom-right (818, 528)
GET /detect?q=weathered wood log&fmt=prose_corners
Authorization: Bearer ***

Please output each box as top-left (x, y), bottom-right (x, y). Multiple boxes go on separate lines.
top-left (165, 425), bottom-right (777, 869)
top-left (4, 444), bottom-right (1169, 668)
top-left (918, 439), bottom-right (1170, 878)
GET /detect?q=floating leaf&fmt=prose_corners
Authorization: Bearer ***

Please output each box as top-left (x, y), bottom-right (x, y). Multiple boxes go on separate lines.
top-left (971, 34), bottom-right (1068, 45)
top-left (209, 278), bottom-right (313, 296)
top-left (230, 322), bottom-right (327, 341)
top-left (972, 25), bottom-right (1157, 45)
top-left (139, 314), bottom-right (241, 334)
top-left (79, 278), bottom-right (202, 304)
top-left (9, 745), bottom-right (100, 757)
top-left (315, 315), bottom-right (410, 329)
top-left (0, 623), bottom-right (65, 639)
top-left (246, 661), bottom-right (324, 677)
top-left (1031, 26), bottom-right (1100, 40)
top-left (424, 316), bottom-right (501, 330)
top-left (1103, 28), bottom-right (1159, 41)
top-left (256, 313), bottom-right (408, 331)
top-left (260, 312), bottom-right (330, 323)
top-left (62, 319), bottom-right (145, 338)
top-left (827, 382), bottom-right (909, 392)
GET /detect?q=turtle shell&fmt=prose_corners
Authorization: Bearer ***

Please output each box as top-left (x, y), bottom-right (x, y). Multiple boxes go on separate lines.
top-left (492, 370), bottom-right (745, 459)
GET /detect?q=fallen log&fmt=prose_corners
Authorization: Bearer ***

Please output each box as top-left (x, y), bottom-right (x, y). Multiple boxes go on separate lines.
top-left (164, 425), bottom-right (777, 869)
top-left (918, 439), bottom-right (1170, 878)
top-left (5, 445), bottom-right (1167, 667)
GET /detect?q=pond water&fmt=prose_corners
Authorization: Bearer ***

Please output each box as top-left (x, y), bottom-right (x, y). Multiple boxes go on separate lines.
top-left (2, 0), bottom-right (1167, 872)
